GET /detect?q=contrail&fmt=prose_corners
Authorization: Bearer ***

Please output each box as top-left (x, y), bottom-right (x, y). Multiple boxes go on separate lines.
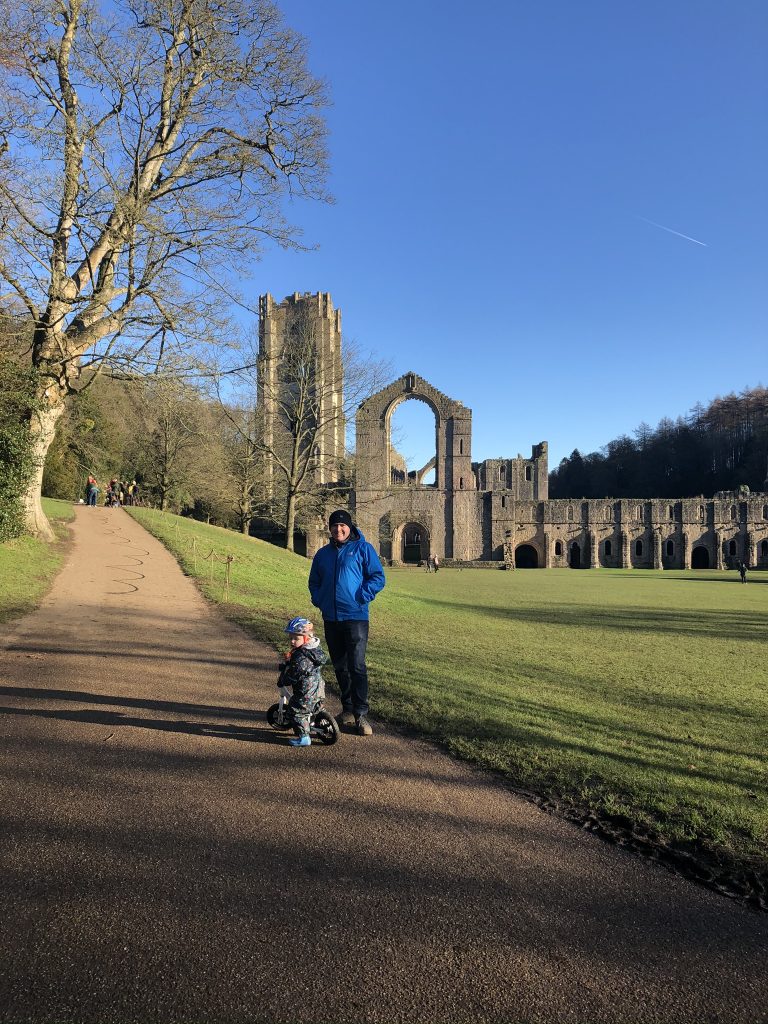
top-left (636, 215), bottom-right (708, 247)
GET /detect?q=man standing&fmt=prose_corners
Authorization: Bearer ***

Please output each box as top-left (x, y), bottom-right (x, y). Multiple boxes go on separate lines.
top-left (308, 509), bottom-right (385, 735)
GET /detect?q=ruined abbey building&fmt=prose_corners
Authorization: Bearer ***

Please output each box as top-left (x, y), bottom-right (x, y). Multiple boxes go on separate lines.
top-left (255, 292), bottom-right (346, 548)
top-left (258, 293), bottom-right (768, 569)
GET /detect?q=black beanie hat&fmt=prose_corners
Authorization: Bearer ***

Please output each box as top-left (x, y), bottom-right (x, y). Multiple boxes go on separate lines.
top-left (329, 509), bottom-right (354, 529)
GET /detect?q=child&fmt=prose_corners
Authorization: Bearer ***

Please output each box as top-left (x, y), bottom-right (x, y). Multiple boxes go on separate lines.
top-left (279, 617), bottom-right (328, 747)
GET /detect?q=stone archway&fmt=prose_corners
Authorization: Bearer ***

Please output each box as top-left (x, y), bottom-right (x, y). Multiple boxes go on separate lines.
top-left (395, 521), bottom-right (430, 564)
top-left (691, 546), bottom-right (710, 569)
top-left (515, 544), bottom-right (539, 568)
top-left (569, 542), bottom-right (581, 568)
top-left (354, 372), bottom-right (475, 562)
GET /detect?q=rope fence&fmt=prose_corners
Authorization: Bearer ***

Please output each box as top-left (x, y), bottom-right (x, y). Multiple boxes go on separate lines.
top-left (145, 509), bottom-right (236, 601)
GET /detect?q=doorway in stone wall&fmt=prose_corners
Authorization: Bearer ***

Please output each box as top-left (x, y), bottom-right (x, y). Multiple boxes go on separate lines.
top-left (691, 546), bottom-right (710, 569)
top-left (401, 522), bottom-right (430, 564)
top-left (515, 544), bottom-right (538, 568)
top-left (569, 542), bottom-right (581, 568)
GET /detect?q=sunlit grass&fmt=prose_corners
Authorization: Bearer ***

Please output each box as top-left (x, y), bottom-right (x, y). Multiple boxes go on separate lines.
top-left (0, 498), bottom-right (75, 624)
top-left (129, 507), bottom-right (768, 866)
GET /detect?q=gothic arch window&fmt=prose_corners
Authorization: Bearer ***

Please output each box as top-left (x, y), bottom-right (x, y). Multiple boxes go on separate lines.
top-left (605, 539), bottom-right (612, 557)
top-left (635, 539), bottom-right (643, 557)
top-left (763, 504), bottom-right (768, 520)
top-left (525, 465), bottom-right (532, 482)
top-left (699, 505), bottom-right (705, 522)
top-left (730, 505), bottom-right (737, 521)
top-left (666, 540), bottom-right (674, 557)
top-left (501, 496), bottom-right (506, 508)
top-left (459, 439), bottom-right (463, 455)
top-left (555, 541), bottom-right (563, 556)
top-left (635, 505), bottom-right (643, 521)
top-left (729, 539), bottom-right (737, 556)
top-left (668, 505), bottom-right (674, 520)
top-left (567, 505), bottom-right (574, 522)
top-left (762, 540), bottom-right (768, 557)
top-left (498, 465), bottom-right (504, 481)
top-left (604, 505), bottom-right (611, 522)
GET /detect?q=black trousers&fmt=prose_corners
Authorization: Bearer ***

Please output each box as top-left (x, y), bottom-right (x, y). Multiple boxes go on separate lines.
top-left (323, 619), bottom-right (370, 718)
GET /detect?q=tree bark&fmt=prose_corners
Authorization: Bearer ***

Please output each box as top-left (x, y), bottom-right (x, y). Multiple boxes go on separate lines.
top-left (21, 401), bottom-right (66, 542)
top-left (285, 490), bottom-right (297, 552)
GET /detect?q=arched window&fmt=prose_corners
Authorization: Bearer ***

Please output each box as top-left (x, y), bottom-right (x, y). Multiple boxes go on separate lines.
top-left (605, 539), bottom-right (612, 557)
top-left (730, 505), bottom-right (737, 521)
top-left (604, 505), bottom-right (611, 522)
top-left (763, 504), bottom-right (768, 520)
top-left (699, 505), bottom-right (705, 522)
top-left (668, 505), bottom-right (674, 520)
top-left (635, 540), bottom-right (643, 557)
top-left (729, 540), bottom-right (737, 556)
top-left (666, 540), bottom-right (674, 557)
top-left (567, 505), bottom-right (574, 522)
top-left (555, 540), bottom-right (563, 556)
top-left (635, 505), bottom-right (643, 521)
top-left (762, 539), bottom-right (768, 557)
top-left (501, 495), bottom-right (506, 508)
top-left (498, 465), bottom-right (504, 480)
top-left (459, 477), bottom-right (464, 490)
top-left (525, 465), bottom-right (532, 482)
top-left (459, 439), bottom-right (463, 455)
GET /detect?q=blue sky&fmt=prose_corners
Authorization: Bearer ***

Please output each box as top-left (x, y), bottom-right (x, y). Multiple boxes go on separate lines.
top-left (244, 0), bottom-right (767, 474)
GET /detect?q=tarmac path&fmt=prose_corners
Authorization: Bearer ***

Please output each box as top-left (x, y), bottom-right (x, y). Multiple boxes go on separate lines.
top-left (0, 507), bottom-right (766, 1024)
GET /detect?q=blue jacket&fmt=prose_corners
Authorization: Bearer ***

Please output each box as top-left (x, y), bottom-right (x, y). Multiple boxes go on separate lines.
top-left (308, 527), bottom-right (385, 622)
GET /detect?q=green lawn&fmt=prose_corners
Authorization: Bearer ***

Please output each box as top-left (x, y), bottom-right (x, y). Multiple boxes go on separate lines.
top-left (0, 499), bottom-right (75, 624)
top-left (129, 508), bottom-right (768, 871)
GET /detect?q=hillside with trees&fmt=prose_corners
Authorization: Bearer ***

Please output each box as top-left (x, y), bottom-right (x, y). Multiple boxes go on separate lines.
top-left (549, 387), bottom-right (768, 499)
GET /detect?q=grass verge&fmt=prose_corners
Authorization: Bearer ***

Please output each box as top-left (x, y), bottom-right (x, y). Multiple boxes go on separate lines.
top-left (128, 508), bottom-right (768, 900)
top-left (0, 499), bottom-right (75, 624)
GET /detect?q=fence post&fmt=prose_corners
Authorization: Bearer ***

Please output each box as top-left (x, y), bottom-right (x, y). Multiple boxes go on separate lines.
top-left (224, 555), bottom-right (234, 600)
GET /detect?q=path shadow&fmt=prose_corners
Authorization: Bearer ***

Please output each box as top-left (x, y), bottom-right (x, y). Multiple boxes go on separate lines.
top-left (0, 703), bottom-right (280, 744)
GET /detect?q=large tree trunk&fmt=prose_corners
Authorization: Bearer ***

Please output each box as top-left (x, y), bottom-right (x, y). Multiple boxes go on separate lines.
top-left (21, 402), bottom-right (66, 542)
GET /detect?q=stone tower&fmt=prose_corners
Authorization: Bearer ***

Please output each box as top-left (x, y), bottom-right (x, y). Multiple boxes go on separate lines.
top-left (257, 292), bottom-right (345, 494)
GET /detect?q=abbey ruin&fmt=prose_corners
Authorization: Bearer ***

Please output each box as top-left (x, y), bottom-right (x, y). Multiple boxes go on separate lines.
top-left (259, 292), bottom-right (768, 569)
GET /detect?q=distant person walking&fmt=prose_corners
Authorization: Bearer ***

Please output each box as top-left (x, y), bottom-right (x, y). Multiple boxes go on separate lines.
top-left (432, 555), bottom-right (440, 573)
top-left (85, 475), bottom-right (99, 507)
top-left (308, 509), bottom-right (385, 736)
top-left (739, 561), bottom-right (748, 584)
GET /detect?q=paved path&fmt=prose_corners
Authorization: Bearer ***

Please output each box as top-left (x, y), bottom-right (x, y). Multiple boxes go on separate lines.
top-left (0, 507), bottom-right (766, 1024)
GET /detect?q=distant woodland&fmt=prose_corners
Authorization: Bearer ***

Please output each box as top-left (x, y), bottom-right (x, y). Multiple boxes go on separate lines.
top-left (549, 387), bottom-right (768, 499)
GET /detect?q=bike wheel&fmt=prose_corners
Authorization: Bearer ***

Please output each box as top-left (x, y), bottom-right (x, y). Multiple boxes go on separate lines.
top-left (266, 702), bottom-right (292, 731)
top-left (311, 710), bottom-right (340, 745)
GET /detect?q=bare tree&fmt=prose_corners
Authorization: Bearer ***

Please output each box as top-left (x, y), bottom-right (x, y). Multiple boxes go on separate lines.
top-left (129, 374), bottom-right (207, 511)
top-left (205, 398), bottom-right (265, 533)
top-left (256, 307), bottom-right (390, 551)
top-left (0, 0), bottom-right (328, 539)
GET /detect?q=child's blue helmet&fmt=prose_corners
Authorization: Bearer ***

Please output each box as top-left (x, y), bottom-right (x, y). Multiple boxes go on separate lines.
top-left (285, 616), bottom-right (314, 635)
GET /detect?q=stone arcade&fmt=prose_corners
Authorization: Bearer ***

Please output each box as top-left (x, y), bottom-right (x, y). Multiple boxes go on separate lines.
top-left (259, 293), bottom-right (768, 569)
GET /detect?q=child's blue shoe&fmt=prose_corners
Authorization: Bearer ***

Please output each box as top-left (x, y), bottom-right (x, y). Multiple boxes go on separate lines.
top-left (289, 735), bottom-right (311, 747)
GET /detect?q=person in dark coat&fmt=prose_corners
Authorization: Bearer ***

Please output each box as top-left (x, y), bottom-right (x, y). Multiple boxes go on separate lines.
top-left (279, 617), bottom-right (328, 747)
top-left (308, 509), bottom-right (385, 736)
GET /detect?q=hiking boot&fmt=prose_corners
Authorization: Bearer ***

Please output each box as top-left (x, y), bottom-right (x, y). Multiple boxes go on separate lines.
top-left (356, 715), bottom-right (373, 736)
top-left (339, 711), bottom-right (356, 727)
